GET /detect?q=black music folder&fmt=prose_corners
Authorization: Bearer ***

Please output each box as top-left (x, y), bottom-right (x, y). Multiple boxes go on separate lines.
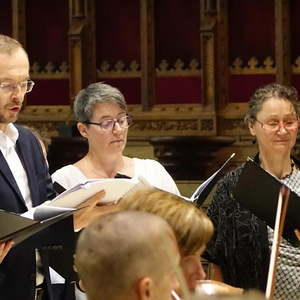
top-left (0, 206), bottom-right (77, 246)
top-left (234, 158), bottom-right (300, 246)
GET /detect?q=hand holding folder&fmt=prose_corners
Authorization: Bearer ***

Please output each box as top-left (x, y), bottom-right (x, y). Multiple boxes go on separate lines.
top-left (0, 240), bottom-right (14, 263)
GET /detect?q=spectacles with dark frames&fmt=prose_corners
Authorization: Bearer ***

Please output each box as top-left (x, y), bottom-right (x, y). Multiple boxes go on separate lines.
top-left (85, 115), bottom-right (133, 131)
top-left (0, 79), bottom-right (35, 94)
top-left (255, 118), bottom-right (299, 131)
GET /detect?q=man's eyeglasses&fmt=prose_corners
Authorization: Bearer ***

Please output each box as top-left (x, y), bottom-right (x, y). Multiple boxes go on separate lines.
top-left (85, 115), bottom-right (133, 131)
top-left (0, 80), bottom-right (35, 93)
top-left (255, 118), bottom-right (299, 131)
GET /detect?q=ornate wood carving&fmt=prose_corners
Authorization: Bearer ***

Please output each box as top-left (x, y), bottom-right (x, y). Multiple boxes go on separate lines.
top-left (231, 57), bottom-right (276, 74)
top-left (27, 54), bottom-right (300, 81)
top-left (140, 0), bottom-right (156, 111)
top-left (275, 0), bottom-right (291, 85)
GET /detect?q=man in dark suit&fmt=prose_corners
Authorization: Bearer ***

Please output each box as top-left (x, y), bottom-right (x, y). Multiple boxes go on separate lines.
top-left (0, 34), bottom-right (75, 300)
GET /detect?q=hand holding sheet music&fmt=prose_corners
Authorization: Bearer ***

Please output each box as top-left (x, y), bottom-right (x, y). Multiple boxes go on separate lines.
top-left (72, 190), bottom-right (118, 230)
top-left (24, 177), bottom-right (150, 232)
top-left (49, 177), bottom-right (141, 208)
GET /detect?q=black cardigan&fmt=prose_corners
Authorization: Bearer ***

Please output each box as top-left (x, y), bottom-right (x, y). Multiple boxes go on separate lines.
top-left (203, 162), bottom-right (270, 291)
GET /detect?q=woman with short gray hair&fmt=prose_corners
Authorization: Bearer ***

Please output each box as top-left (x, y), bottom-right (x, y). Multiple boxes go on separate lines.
top-left (52, 81), bottom-right (179, 194)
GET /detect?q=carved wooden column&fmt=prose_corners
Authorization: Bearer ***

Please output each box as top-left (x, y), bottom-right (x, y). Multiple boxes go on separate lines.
top-left (82, 0), bottom-right (96, 89)
top-left (68, 0), bottom-right (96, 103)
top-left (275, 0), bottom-right (291, 85)
top-left (200, 0), bottom-right (217, 108)
top-left (140, 0), bottom-right (156, 111)
top-left (12, 0), bottom-right (26, 46)
top-left (215, 0), bottom-right (229, 110)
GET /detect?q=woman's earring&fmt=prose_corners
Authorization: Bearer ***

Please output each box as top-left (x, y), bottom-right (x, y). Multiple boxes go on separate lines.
top-left (252, 138), bottom-right (256, 144)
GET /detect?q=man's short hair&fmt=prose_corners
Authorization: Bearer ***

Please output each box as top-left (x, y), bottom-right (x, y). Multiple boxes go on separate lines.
top-left (75, 211), bottom-right (179, 300)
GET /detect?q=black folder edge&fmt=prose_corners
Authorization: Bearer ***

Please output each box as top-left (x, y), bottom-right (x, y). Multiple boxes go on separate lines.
top-left (234, 158), bottom-right (300, 247)
top-left (0, 208), bottom-right (77, 247)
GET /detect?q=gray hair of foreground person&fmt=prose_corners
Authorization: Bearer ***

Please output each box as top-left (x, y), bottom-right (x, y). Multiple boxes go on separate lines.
top-left (75, 210), bottom-right (181, 300)
top-left (73, 82), bottom-right (127, 122)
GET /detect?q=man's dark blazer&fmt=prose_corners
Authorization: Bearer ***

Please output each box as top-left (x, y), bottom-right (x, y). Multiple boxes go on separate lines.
top-left (0, 125), bottom-right (75, 300)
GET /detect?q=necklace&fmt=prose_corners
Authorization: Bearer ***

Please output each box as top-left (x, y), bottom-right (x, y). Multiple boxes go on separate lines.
top-left (279, 161), bottom-right (295, 180)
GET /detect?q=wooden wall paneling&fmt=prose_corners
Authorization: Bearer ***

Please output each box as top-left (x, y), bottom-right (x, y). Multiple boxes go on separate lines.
top-left (140, 0), bottom-right (156, 111)
top-left (12, 0), bottom-right (26, 46)
top-left (275, 0), bottom-right (291, 85)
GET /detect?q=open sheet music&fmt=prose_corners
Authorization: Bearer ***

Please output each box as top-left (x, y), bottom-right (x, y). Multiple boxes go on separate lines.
top-left (48, 177), bottom-right (141, 208)
top-left (187, 153), bottom-right (235, 206)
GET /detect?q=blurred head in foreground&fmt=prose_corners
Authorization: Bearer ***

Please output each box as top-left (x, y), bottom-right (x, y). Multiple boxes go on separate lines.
top-left (119, 187), bottom-right (214, 292)
top-left (75, 210), bottom-right (181, 300)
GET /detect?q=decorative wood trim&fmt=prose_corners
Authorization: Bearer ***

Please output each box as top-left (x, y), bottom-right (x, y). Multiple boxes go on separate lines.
top-left (29, 55), bottom-right (300, 80)
top-left (18, 103), bottom-right (218, 137)
top-left (230, 57), bottom-right (275, 74)
top-left (140, 0), bottom-right (156, 110)
top-left (97, 59), bottom-right (201, 78)
top-left (30, 62), bottom-right (69, 79)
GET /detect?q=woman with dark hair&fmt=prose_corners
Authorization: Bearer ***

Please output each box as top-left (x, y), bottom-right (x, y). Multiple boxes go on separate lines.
top-left (205, 83), bottom-right (300, 299)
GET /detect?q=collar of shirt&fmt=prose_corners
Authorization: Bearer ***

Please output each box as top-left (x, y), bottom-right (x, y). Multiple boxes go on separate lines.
top-left (0, 123), bottom-right (19, 155)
